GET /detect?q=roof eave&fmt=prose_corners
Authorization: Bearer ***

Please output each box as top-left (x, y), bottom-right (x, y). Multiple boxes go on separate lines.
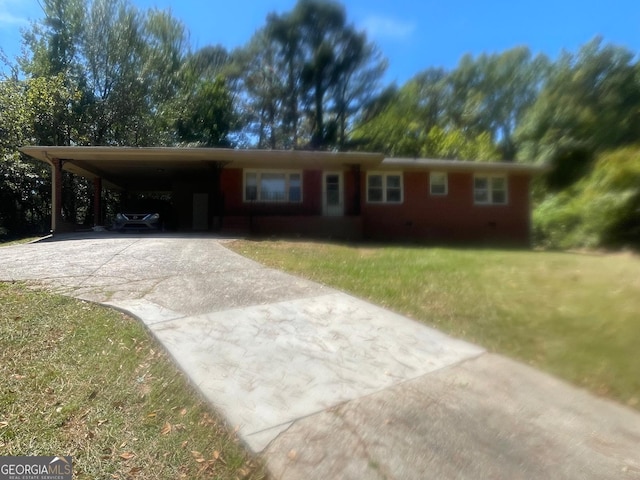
top-left (19, 146), bottom-right (384, 166)
top-left (380, 157), bottom-right (549, 174)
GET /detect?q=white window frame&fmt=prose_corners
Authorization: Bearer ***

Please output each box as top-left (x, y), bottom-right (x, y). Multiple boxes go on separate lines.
top-left (429, 172), bottom-right (448, 196)
top-left (474, 174), bottom-right (508, 205)
top-left (366, 172), bottom-right (403, 204)
top-left (243, 169), bottom-right (303, 203)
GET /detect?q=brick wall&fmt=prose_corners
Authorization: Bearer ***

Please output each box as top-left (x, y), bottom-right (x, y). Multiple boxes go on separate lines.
top-left (361, 171), bottom-right (531, 245)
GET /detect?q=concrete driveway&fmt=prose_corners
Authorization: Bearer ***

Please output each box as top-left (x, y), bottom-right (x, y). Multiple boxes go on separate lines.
top-left (1, 233), bottom-right (639, 479)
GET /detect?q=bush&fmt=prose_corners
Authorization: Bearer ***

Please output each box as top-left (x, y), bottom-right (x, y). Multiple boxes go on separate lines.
top-left (534, 145), bottom-right (640, 249)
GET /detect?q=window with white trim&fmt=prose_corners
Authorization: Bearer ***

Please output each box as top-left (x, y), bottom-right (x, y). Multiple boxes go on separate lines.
top-left (430, 172), bottom-right (448, 195)
top-left (367, 172), bottom-right (403, 203)
top-left (474, 175), bottom-right (507, 205)
top-left (244, 170), bottom-right (302, 202)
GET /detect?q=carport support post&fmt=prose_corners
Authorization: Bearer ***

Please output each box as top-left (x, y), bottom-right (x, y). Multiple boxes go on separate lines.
top-left (50, 158), bottom-right (63, 233)
top-left (93, 177), bottom-right (103, 226)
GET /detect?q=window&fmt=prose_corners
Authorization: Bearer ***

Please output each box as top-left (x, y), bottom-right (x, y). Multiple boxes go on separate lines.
top-left (244, 171), bottom-right (302, 203)
top-left (430, 172), bottom-right (448, 195)
top-left (367, 172), bottom-right (403, 203)
top-left (474, 175), bottom-right (507, 205)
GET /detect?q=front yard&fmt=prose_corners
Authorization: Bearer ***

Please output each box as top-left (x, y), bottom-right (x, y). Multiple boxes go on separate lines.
top-left (229, 240), bottom-right (640, 410)
top-left (0, 282), bottom-right (264, 479)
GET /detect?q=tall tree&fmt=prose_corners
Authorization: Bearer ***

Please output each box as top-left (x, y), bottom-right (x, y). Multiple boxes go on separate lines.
top-left (20, 0), bottom-right (85, 78)
top-left (185, 45), bottom-right (232, 80)
top-left (20, 0), bottom-right (86, 146)
top-left (295, 0), bottom-right (350, 147)
top-left (82, 0), bottom-right (149, 144)
top-left (478, 48), bottom-right (550, 159)
top-left (329, 28), bottom-right (387, 149)
top-left (142, 8), bottom-right (190, 131)
top-left (174, 76), bottom-right (236, 147)
top-left (25, 73), bottom-right (83, 146)
top-left (516, 37), bottom-right (640, 188)
top-left (356, 48), bottom-right (548, 160)
top-left (445, 48), bottom-right (550, 159)
top-left (234, 33), bottom-right (287, 148)
top-left (21, 0), bottom-right (191, 147)
top-left (238, 0), bottom-right (386, 150)
top-left (0, 78), bottom-right (52, 235)
top-left (352, 80), bottom-right (499, 160)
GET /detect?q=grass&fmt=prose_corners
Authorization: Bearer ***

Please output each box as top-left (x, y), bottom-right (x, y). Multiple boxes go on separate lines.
top-left (0, 236), bottom-right (46, 247)
top-left (0, 282), bottom-right (265, 480)
top-left (228, 239), bottom-right (640, 410)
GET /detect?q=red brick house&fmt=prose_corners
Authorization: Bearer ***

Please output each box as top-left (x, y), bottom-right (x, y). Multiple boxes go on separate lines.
top-left (20, 146), bottom-right (544, 245)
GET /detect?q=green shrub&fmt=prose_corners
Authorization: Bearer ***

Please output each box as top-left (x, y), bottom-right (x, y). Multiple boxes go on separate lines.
top-left (534, 145), bottom-right (640, 249)
top-left (533, 192), bottom-right (585, 249)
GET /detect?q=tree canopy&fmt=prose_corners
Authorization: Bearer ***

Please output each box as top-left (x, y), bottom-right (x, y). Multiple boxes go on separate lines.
top-left (516, 38), bottom-right (640, 189)
top-left (233, 0), bottom-right (387, 150)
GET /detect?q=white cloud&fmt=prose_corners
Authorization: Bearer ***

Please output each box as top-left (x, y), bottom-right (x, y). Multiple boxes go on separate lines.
top-left (0, 0), bottom-right (33, 26)
top-left (360, 15), bottom-right (416, 40)
top-left (0, 11), bottom-right (28, 26)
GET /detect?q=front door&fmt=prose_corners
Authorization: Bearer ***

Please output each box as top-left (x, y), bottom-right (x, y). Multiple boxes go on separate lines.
top-left (323, 172), bottom-right (343, 216)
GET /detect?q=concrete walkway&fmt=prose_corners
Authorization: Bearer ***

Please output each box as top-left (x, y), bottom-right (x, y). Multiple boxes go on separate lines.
top-left (1, 233), bottom-right (639, 479)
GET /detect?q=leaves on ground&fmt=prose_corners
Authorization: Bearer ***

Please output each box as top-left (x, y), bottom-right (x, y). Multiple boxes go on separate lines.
top-left (0, 282), bottom-right (266, 479)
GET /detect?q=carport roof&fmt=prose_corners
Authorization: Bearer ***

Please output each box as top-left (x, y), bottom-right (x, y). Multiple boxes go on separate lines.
top-left (19, 146), bottom-right (385, 190)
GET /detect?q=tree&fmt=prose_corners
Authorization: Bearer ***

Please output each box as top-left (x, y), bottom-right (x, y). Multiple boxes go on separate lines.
top-left (352, 76), bottom-right (500, 160)
top-left (20, 0), bottom-right (87, 146)
top-left (174, 77), bottom-right (236, 147)
top-left (355, 48), bottom-right (547, 161)
top-left (237, 0), bottom-right (386, 150)
top-left (424, 126), bottom-right (499, 161)
top-left (25, 73), bottom-right (83, 146)
top-left (20, 0), bottom-right (85, 78)
top-left (0, 79), bottom-right (28, 151)
top-left (405, 68), bottom-right (450, 132)
top-left (140, 8), bottom-right (191, 143)
top-left (329, 29), bottom-right (387, 149)
top-left (20, 0), bottom-right (191, 147)
top-left (0, 78), bottom-right (51, 236)
top-left (81, 0), bottom-right (151, 145)
top-left (295, 0), bottom-right (350, 147)
top-left (516, 38), bottom-right (640, 189)
top-left (534, 145), bottom-right (640, 248)
top-left (478, 48), bottom-right (550, 159)
top-left (234, 34), bottom-right (286, 148)
top-left (444, 48), bottom-right (549, 160)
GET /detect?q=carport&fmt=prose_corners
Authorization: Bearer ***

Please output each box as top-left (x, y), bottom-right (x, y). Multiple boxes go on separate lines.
top-left (19, 146), bottom-right (381, 234)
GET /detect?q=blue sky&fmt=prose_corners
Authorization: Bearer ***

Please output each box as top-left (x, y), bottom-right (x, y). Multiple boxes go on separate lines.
top-left (1, 0), bottom-right (639, 84)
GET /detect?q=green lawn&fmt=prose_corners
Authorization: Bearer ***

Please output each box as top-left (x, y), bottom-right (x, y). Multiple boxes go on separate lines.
top-left (0, 282), bottom-right (264, 479)
top-left (228, 240), bottom-right (640, 410)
